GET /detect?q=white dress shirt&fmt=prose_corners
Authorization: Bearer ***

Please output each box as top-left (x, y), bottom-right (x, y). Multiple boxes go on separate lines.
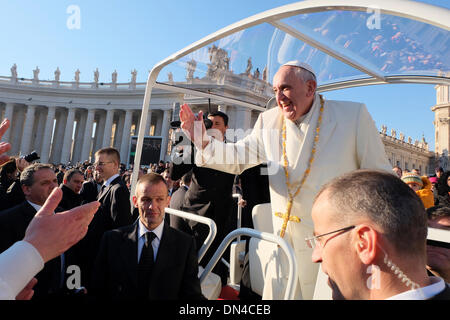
top-left (103, 173), bottom-right (120, 187)
top-left (137, 219), bottom-right (164, 262)
top-left (386, 276), bottom-right (447, 300)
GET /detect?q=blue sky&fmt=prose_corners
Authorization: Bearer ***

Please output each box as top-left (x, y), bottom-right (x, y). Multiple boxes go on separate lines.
top-left (0, 0), bottom-right (447, 150)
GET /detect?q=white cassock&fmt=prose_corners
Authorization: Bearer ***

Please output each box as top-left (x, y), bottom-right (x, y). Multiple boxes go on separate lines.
top-left (193, 93), bottom-right (392, 299)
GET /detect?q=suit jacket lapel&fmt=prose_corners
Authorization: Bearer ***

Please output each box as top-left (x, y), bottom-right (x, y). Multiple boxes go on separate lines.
top-left (21, 201), bottom-right (37, 223)
top-left (97, 175), bottom-right (120, 201)
top-left (119, 221), bottom-right (139, 289)
top-left (97, 185), bottom-right (109, 202)
top-left (150, 223), bottom-right (176, 285)
top-left (17, 202), bottom-right (37, 239)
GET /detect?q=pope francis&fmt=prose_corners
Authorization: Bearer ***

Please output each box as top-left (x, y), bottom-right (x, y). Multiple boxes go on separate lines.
top-left (179, 61), bottom-right (392, 299)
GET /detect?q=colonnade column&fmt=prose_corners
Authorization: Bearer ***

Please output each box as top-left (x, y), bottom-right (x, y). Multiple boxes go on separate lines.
top-left (234, 106), bottom-right (252, 131)
top-left (81, 109), bottom-right (96, 162)
top-left (114, 112), bottom-right (125, 151)
top-left (133, 113), bottom-right (140, 136)
top-left (60, 108), bottom-right (76, 164)
top-left (102, 109), bottom-right (114, 148)
top-left (72, 110), bottom-right (87, 163)
top-left (10, 107), bottom-right (25, 155)
top-left (119, 110), bottom-right (133, 164)
top-left (41, 106), bottom-right (56, 163)
top-left (144, 110), bottom-right (153, 136)
top-left (50, 109), bottom-right (67, 164)
top-left (2, 103), bottom-right (14, 142)
top-left (92, 112), bottom-right (105, 153)
top-left (160, 109), bottom-right (171, 161)
top-left (33, 108), bottom-right (47, 153)
top-left (20, 105), bottom-right (37, 155)
top-left (155, 111), bottom-right (163, 136)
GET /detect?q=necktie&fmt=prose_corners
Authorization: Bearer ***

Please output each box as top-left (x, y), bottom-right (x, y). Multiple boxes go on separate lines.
top-left (97, 184), bottom-right (106, 200)
top-left (137, 232), bottom-right (156, 299)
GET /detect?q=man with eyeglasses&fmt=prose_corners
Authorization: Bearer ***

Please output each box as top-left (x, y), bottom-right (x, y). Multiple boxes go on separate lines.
top-left (77, 147), bottom-right (134, 291)
top-left (309, 169), bottom-right (450, 300)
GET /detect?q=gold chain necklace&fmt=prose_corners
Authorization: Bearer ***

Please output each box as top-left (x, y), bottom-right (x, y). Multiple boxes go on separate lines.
top-left (275, 94), bottom-right (325, 238)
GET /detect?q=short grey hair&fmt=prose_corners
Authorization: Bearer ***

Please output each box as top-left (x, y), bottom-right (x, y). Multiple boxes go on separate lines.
top-left (314, 169), bottom-right (427, 256)
top-left (20, 163), bottom-right (54, 187)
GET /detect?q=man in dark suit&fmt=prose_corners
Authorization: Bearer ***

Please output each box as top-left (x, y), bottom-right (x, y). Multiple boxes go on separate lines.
top-left (59, 168), bottom-right (84, 211)
top-left (90, 173), bottom-right (205, 300)
top-left (56, 164), bottom-right (65, 186)
top-left (239, 164), bottom-right (271, 229)
top-left (1, 157), bottom-right (31, 211)
top-left (80, 147), bottom-right (134, 290)
top-left (80, 170), bottom-right (102, 203)
top-left (0, 163), bottom-right (63, 299)
top-left (58, 168), bottom-right (85, 292)
top-left (170, 111), bottom-right (236, 284)
top-left (169, 170), bottom-right (192, 235)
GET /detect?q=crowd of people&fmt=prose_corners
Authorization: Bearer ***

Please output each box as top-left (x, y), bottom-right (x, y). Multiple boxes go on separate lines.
top-left (0, 111), bottom-right (260, 300)
top-left (393, 165), bottom-right (450, 209)
top-left (0, 60), bottom-right (448, 301)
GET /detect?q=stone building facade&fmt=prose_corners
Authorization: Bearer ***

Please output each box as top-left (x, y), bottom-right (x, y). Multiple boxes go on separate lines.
top-left (0, 63), bottom-right (269, 166)
top-left (379, 126), bottom-right (434, 175)
top-left (432, 84), bottom-right (450, 171)
top-left (0, 63), bottom-right (445, 174)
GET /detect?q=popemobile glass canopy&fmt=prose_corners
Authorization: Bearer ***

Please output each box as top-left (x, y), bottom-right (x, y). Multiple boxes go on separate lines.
top-left (131, 0), bottom-right (450, 190)
top-left (152, 0), bottom-right (449, 109)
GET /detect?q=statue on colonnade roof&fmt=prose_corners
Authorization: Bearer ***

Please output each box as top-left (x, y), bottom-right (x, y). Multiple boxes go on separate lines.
top-left (186, 58), bottom-right (197, 80)
top-left (112, 70), bottom-right (117, 84)
top-left (74, 69), bottom-right (80, 83)
top-left (10, 63), bottom-right (17, 79)
top-left (54, 67), bottom-right (61, 82)
top-left (33, 66), bottom-right (40, 81)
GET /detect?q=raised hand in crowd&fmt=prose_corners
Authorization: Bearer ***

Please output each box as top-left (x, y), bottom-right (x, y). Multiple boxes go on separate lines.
top-left (0, 119), bottom-right (12, 165)
top-left (23, 187), bottom-right (100, 263)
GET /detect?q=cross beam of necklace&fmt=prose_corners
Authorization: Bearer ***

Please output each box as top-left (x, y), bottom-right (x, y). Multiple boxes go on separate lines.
top-left (275, 199), bottom-right (300, 238)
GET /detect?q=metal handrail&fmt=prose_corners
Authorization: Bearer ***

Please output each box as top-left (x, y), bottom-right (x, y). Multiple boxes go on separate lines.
top-left (165, 207), bottom-right (217, 263)
top-left (232, 193), bottom-right (242, 242)
top-left (200, 227), bottom-right (298, 300)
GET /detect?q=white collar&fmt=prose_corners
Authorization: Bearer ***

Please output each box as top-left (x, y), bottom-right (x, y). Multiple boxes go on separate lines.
top-left (294, 113), bottom-right (308, 127)
top-left (386, 276), bottom-right (446, 300)
top-left (27, 201), bottom-right (42, 212)
top-left (103, 173), bottom-right (120, 187)
top-left (138, 218), bottom-right (164, 241)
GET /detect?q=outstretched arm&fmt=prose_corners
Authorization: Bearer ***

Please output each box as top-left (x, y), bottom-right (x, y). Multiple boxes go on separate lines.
top-left (0, 189), bottom-right (99, 300)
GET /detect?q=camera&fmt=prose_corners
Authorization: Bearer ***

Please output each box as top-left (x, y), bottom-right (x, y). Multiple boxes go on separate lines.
top-left (22, 151), bottom-right (40, 163)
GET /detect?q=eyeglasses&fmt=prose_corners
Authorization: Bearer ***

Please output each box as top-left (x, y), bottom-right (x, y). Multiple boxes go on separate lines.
top-left (94, 161), bottom-right (114, 167)
top-left (305, 225), bottom-right (355, 250)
